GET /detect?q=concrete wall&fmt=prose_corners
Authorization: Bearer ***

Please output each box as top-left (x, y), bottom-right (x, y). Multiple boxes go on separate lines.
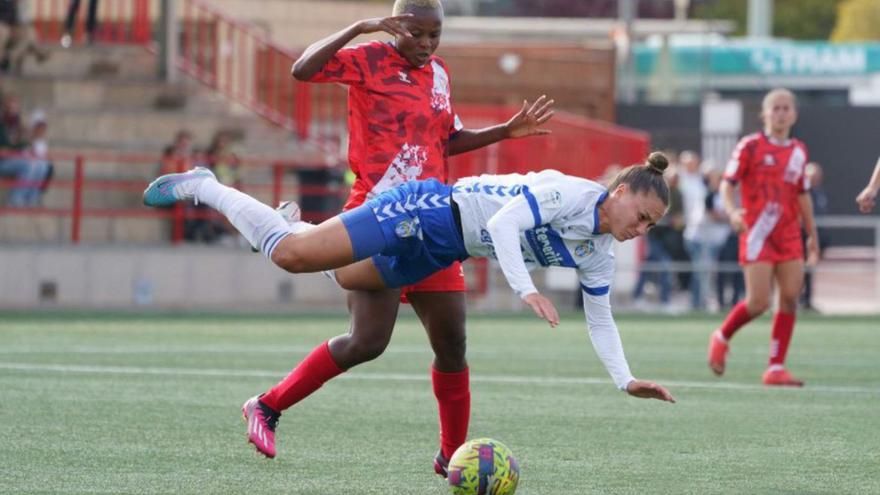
top-left (0, 246), bottom-right (345, 310)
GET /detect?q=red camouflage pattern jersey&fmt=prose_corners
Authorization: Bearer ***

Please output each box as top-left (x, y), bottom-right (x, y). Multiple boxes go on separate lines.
top-left (724, 132), bottom-right (810, 261)
top-left (307, 40), bottom-right (463, 210)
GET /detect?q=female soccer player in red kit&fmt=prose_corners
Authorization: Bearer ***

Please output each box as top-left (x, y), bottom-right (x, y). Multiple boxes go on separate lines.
top-left (242, 0), bottom-right (555, 473)
top-left (708, 88), bottom-right (819, 386)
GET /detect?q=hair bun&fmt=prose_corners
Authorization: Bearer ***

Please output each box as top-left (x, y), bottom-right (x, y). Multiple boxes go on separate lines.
top-left (645, 152), bottom-right (669, 174)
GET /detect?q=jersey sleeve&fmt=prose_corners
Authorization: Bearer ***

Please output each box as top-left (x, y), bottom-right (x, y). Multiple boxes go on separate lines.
top-left (578, 267), bottom-right (635, 390)
top-left (724, 135), bottom-right (754, 183)
top-left (306, 45), bottom-right (366, 86)
top-left (485, 177), bottom-right (589, 298)
top-left (445, 63), bottom-right (463, 137)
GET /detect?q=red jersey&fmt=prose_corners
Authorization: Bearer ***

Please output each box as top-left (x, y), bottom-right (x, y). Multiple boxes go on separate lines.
top-left (308, 41), bottom-right (463, 210)
top-left (724, 132), bottom-right (809, 263)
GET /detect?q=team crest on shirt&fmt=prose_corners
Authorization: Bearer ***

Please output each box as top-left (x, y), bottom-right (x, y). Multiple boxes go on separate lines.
top-left (763, 154), bottom-right (775, 166)
top-left (395, 218), bottom-right (421, 239)
top-left (397, 70), bottom-right (411, 84)
top-left (574, 240), bottom-right (595, 257)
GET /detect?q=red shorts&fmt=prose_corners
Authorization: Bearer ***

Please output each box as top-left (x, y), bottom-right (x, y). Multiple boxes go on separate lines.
top-left (400, 261), bottom-right (467, 302)
top-left (739, 227), bottom-right (803, 265)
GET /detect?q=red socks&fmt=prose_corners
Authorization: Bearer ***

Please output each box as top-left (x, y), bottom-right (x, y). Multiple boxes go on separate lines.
top-left (769, 311), bottom-right (796, 367)
top-left (260, 341), bottom-right (344, 413)
top-left (719, 301), bottom-right (754, 341)
top-left (432, 366), bottom-right (470, 460)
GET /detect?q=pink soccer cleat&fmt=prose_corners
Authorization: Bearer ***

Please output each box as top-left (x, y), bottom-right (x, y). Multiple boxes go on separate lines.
top-left (242, 395), bottom-right (281, 458)
top-left (762, 367), bottom-right (804, 387)
top-left (708, 330), bottom-right (729, 376)
top-left (433, 449), bottom-right (449, 478)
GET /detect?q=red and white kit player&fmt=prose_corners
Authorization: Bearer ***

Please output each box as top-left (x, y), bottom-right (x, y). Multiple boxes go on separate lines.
top-left (708, 88), bottom-right (819, 386)
top-left (241, 0), bottom-right (554, 475)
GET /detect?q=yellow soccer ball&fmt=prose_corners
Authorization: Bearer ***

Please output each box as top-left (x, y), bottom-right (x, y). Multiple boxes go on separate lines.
top-left (447, 438), bottom-right (520, 495)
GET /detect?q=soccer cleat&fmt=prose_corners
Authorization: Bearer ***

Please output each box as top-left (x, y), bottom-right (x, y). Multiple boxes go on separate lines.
top-left (707, 330), bottom-right (729, 376)
top-left (433, 450), bottom-right (450, 478)
top-left (251, 200), bottom-right (301, 252)
top-left (142, 167), bottom-right (216, 207)
top-left (762, 367), bottom-right (804, 387)
top-left (242, 395), bottom-right (281, 458)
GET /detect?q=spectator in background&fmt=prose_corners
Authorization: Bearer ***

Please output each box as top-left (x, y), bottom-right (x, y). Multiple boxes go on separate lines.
top-left (206, 131), bottom-right (241, 187)
top-left (855, 156), bottom-right (880, 213)
top-left (678, 150), bottom-right (710, 310)
top-left (714, 171), bottom-right (744, 310)
top-left (801, 162), bottom-right (829, 310)
top-left (158, 129), bottom-right (193, 175)
top-left (0, 98), bottom-right (51, 206)
top-left (0, 0), bottom-right (49, 74)
top-left (204, 130), bottom-right (243, 244)
top-left (685, 164), bottom-right (731, 312)
top-left (632, 165), bottom-right (682, 309)
top-left (61, 0), bottom-right (99, 48)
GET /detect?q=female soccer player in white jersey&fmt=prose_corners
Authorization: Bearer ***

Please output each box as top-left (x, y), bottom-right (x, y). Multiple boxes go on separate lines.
top-left (143, 152), bottom-right (677, 453)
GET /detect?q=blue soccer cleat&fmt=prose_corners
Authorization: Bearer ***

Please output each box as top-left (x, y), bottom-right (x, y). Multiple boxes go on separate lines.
top-left (143, 167), bottom-right (216, 207)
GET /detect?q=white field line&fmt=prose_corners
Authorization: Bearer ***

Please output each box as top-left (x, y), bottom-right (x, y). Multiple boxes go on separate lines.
top-left (0, 362), bottom-right (877, 395)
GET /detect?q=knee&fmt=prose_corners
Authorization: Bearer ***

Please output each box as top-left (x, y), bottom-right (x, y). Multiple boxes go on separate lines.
top-left (270, 242), bottom-right (308, 273)
top-left (437, 333), bottom-right (467, 361)
top-left (746, 298), bottom-right (770, 316)
top-left (778, 294), bottom-right (800, 314)
top-left (345, 333), bottom-right (390, 363)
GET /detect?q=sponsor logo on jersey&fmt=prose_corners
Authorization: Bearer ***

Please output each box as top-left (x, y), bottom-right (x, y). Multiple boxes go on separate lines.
top-left (574, 240), bottom-right (595, 257)
top-left (524, 225), bottom-right (576, 267)
top-left (764, 154), bottom-right (775, 166)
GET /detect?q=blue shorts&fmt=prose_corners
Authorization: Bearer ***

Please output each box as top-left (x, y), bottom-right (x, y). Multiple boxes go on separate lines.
top-left (339, 179), bottom-right (469, 288)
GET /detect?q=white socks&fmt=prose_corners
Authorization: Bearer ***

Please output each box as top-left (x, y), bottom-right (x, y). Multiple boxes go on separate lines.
top-left (195, 178), bottom-right (292, 260)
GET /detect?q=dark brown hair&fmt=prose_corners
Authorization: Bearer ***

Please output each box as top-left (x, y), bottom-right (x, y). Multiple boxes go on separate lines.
top-left (606, 152), bottom-right (670, 206)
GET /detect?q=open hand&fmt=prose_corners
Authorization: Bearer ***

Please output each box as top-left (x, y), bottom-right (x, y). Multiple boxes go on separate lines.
top-left (523, 292), bottom-right (560, 328)
top-left (357, 14), bottom-right (414, 38)
top-left (728, 209), bottom-right (746, 233)
top-left (626, 379), bottom-right (676, 403)
top-left (505, 95), bottom-right (555, 139)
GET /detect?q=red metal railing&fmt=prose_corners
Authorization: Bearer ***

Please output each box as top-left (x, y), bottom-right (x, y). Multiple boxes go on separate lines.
top-left (177, 0), bottom-right (346, 149)
top-left (32, 0), bottom-right (152, 45)
top-left (0, 150), bottom-right (348, 244)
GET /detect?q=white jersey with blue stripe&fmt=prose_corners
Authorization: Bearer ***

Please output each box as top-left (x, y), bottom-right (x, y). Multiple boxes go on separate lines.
top-left (453, 170), bottom-right (614, 297)
top-left (452, 170), bottom-right (635, 390)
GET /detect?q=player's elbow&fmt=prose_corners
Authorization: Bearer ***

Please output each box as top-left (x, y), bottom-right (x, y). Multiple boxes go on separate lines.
top-left (291, 61), bottom-right (309, 81)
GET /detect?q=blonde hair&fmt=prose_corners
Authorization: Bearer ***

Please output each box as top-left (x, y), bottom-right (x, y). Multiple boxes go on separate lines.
top-left (762, 88), bottom-right (797, 111)
top-left (392, 0), bottom-right (443, 15)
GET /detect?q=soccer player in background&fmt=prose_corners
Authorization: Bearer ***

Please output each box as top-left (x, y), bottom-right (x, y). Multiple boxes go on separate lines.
top-left (855, 156), bottom-right (880, 213)
top-left (707, 88), bottom-right (820, 386)
top-left (238, 0), bottom-right (553, 472)
top-left (143, 154), bottom-right (678, 414)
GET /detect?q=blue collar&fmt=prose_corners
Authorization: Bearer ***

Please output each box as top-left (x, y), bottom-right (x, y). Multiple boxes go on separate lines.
top-left (592, 191), bottom-right (608, 235)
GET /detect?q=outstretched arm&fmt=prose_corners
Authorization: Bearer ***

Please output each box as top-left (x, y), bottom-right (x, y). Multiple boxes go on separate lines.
top-left (582, 291), bottom-right (676, 403)
top-left (448, 95), bottom-right (554, 156)
top-left (485, 198), bottom-right (558, 326)
top-left (291, 15), bottom-right (413, 80)
top-left (856, 156), bottom-right (880, 214)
